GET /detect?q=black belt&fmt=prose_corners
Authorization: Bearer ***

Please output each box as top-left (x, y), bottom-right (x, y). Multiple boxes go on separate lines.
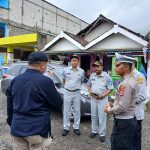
top-left (65, 88), bottom-right (80, 92)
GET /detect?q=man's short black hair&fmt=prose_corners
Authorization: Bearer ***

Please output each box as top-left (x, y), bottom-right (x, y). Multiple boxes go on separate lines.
top-left (28, 51), bottom-right (48, 64)
top-left (71, 55), bottom-right (79, 60)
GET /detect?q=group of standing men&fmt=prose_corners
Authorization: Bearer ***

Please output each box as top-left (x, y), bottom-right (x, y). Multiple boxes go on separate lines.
top-left (6, 51), bottom-right (147, 150)
top-left (61, 53), bottom-right (147, 150)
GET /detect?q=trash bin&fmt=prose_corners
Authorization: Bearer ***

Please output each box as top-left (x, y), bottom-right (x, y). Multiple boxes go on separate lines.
top-left (1, 66), bottom-right (9, 75)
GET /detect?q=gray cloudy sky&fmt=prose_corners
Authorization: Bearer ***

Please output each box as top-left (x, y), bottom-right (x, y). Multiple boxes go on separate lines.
top-left (46, 0), bottom-right (150, 35)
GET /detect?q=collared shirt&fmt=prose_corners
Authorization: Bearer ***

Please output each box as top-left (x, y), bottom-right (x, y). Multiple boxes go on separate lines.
top-left (62, 66), bottom-right (84, 90)
top-left (111, 74), bottom-right (138, 119)
top-left (88, 72), bottom-right (114, 99)
top-left (131, 68), bottom-right (147, 103)
top-left (7, 69), bottom-right (63, 138)
top-left (131, 68), bottom-right (147, 120)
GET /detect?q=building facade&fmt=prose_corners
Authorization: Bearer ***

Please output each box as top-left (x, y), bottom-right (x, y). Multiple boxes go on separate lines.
top-left (42, 14), bottom-right (149, 96)
top-left (0, 0), bottom-right (88, 63)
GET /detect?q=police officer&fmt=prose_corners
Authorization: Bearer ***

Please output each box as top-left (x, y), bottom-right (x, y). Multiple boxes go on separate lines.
top-left (7, 52), bottom-right (63, 150)
top-left (131, 61), bottom-right (147, 150)
top-left (104, 53), bottom-right (138, 150)
top-left (62, 55), bottom-right (84, 136)
top-left (88, 61), bottom-right (113, 142)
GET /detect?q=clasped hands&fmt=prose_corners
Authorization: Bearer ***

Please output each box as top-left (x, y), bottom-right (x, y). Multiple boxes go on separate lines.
top-left (104, 102), bottom-right (113, 113)
top-left (89, 92), bottom-right (103, 100)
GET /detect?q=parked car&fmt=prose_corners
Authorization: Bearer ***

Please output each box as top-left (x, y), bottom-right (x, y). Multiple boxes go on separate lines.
top-left (1, 62), bottom-right (28, 94)
top-left (1, 61), bottom-right (91, 117)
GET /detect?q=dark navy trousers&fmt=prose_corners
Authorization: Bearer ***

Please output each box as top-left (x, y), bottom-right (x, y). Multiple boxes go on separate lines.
top-left (133, 120), bottom-right (142, 150)
top-left (110, 117), bottom-right (137, 150)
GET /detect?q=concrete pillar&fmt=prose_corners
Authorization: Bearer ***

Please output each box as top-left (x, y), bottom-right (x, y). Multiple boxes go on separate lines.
top-left (7, 47), bottom-right (14, 63)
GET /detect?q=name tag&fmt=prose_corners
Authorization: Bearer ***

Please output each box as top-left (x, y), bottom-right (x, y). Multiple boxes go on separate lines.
top-left (66, 73), bottom-right (71, 75)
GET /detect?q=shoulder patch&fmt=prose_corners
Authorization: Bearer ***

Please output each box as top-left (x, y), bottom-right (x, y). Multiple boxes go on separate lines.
top-left (136, 77), bottom-right (144, 84)
top-left (119, 85), bottom-right (126, 96)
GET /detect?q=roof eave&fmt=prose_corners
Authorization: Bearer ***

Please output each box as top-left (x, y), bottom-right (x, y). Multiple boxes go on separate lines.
top-left (41, 31), bottom-right (85, 52)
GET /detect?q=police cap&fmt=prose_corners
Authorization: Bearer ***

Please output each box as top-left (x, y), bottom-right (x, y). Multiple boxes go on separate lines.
top-left (115, 52), bottom-right (135, 64)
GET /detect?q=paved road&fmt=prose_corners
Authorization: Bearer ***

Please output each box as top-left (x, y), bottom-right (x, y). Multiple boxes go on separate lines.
top-left (0, 91), bottom-right (150, 150)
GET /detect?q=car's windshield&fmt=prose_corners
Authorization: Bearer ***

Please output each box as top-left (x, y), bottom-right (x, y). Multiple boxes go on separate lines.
top-left (7, 64), bottom-right (27, 76)
top-left (54, 68), bottom-right (63, 77)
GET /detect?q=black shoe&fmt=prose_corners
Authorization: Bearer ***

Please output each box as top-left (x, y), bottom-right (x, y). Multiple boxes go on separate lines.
top-left (89, 133), bottom-right (98, 138)
top-left (74, 129), bottom-right (81, 135)
top-left (62, 129), bottom-right (69, 136)
top-left (100, 136), bottom-right (106, 142)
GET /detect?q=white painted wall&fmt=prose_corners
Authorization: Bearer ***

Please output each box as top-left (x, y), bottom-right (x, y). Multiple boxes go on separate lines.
top-left (88, 33), bottom-right (143, 51)
top-left (84, 22), bottom-right (113, 42)
top-left (46, 38), bottom-right (81, 52)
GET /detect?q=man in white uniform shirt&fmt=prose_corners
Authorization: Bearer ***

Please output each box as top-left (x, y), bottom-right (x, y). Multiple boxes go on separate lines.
top-left (88, 61), bottom-right (113, 142)
top-left (62, 55), bottom-right (84, 136)
top-left (131, 61), bottom-right (147, 150)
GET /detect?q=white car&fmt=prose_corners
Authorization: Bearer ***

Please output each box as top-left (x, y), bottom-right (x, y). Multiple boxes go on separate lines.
top-left (1, 62), bottom-right (91, 117)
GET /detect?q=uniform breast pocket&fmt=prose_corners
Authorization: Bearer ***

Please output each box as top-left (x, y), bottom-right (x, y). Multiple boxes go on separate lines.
top-left (100, 79), bottom-right (106, 86)
top-left (99, 81), bottom-right (107, 90)
top-left (66, 73), bottom-right (71, 80)
top-left (91, 79), bottom-right (95, 84)
top-left (77, 73), bottom-right (82, 80)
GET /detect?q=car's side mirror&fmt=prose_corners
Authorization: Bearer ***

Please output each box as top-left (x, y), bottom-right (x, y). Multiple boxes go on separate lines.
top-left (55, 82), bottom-right (61, 88)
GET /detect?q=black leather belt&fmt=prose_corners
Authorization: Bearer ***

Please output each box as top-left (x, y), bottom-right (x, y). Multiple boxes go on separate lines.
top-left (65, 88), bottom-right (80, 92)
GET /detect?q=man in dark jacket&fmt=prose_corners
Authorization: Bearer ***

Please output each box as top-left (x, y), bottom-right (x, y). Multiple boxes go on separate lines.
top-left (7, 51), bottom-right (63, 150)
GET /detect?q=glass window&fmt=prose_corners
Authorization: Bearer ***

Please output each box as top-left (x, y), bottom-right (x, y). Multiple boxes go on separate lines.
top-left (7, 65), bottom-right (27, 76)
top-left (7, 66), bottom-right (21, 76)
top-left (51, 72), bottom-right (61, 83)
top-left (54, 68), bottom-right (63, 76)
top-left (19, 67), bottom-right (27, 74)
top-left (0, 23), bottom-right (5, 38)
top-left (0, 27), bottom-right (4, 38)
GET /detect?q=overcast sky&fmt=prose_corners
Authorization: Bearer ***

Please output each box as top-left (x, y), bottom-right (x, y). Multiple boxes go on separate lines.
top-left (46, 0), bottom-right (150, 35)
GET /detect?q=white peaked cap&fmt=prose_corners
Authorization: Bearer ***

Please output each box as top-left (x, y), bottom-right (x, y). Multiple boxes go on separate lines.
top-left (115, 52), bottom-right (135, 64)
